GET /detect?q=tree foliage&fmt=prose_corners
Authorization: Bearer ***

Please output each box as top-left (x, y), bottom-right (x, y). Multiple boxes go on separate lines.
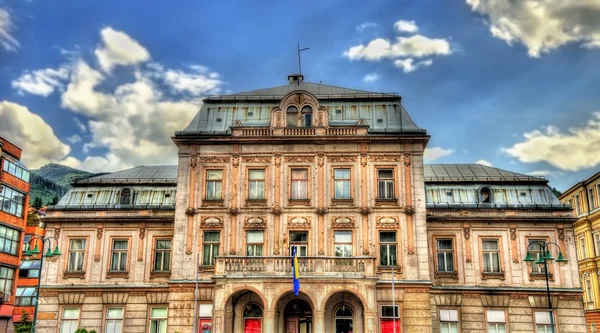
top-left (14, 309), bottom-right (32, 333)
top-left (32, 197), bottom-right (43, 209)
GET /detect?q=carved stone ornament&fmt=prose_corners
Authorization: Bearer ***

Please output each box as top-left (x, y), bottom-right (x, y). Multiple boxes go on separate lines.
top-left (227, 208), bottom-right (240, 216)
top-left (201, 217), bottom-right (224, 228)
top-left (96, 228), bottom-right (103, 240)
top-left (287, 216), bottom-right (311, 228)
top-left (54, 227), bottom-right (61, 240)
top-left (331, 216), bottom-right (355, 228)
top-left (286, 156), bottom-right (314, 163)
top-left (464, 228), bottom-right (471, 240)
top-left (232, 119), bottom-right (243, 127)
top-left (317, 155), bottom-right (325, 167)
top-left (403, 153), bottom-right (412, 167)
top-left (376, 217), bottom-right (399, 228)
top-left (139, 228), bottom-right (146, 240)
top-left (275, 155), bottom-right (282, 167)
top-left (271, 205), bottom-right (284, 216)
top-left (356, 118), bottom-right (369, 126)
top-left (243, 156), bottom-right (271, 163)
top-left (185, 207), bottom-right (198, 216)
top-left (199, 156), bottom-right (230, 164)
top-left (232, 155), bottom-right (240, 167)
top-left (558, 229), bottom-right (565, 241)
top-left (314, 207), bottom-right (328, 215)
top-left (403, 206), bottom-right (415, 215)
top-left (510, 228), bottom-right (517, 240)
top-left (358, 207), bottom-right (372, 215)
top-left (329, 155), bottom-right (357, 163)
top-left (361, 156), bottom-right (368, 167)
top-left (190, 155), bottom-right (198, 168)
top-left (370, 155), bottom-right (403, 162)
top-left (244, 217), bottom-right (266, 229)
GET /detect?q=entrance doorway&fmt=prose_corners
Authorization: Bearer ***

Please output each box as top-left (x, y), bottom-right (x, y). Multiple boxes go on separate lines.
top-left (243, 303), bottom-right (262, 333)
top-left (335, 307), bottom-right (353, 333)
top-left (284, 299), bottom-right (312, 333)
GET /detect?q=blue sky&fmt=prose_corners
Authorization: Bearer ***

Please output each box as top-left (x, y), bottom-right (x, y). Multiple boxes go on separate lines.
top-left (1, 0), bottom-right (600, 191)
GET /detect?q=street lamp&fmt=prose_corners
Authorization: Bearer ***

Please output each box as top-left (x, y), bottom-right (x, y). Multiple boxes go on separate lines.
top-left (523, 241), bottom-right (567, 333)
top-left (23, 236), bottom-right (61, 333)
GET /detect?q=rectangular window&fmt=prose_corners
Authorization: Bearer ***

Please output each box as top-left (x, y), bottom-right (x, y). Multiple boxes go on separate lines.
top-left (379, 232), bottom-right (397, 266)
top-left (579, 236), bottom-right (588, 260)
top-left (535, 311), bottom-right (552, 333)
top-left (1, 158), bottom-right (30, 182)
top-left (105, 307), bottom-right (124, 333)
top-left (15, 287), bottom-right (36, 306)
top-left (586, 278), bottom-right (595, 310)
top-left (153, 239), bottom-right (171, 272)
top-left (380, 305), bottom-right (400, 333)
top-left (149, 307), bottom-right (168, 333)
top-left (0, 266), bottom-right (15, 296)
top-left (67, 239), bottom-right (86, 272)
top-left (595, 233), bottom-right (600, 256)
top-left (19, 260), bottom-right (40, 278)
top-left (436, 239), bottom-right (455, 273)
top-left (333, 168), bottom-right (351, 200)
top-left (486, 310), bottom-right (506, 333)
top-left (334, 231), bottom-right (352, 257)
top-left (439, 309), bottom-right (459, 333)
top-left (202, 232), bottom-right (220, 265)
top-left (377, 169), bottom-right (394, 199)
top-left (110, 239), bottom-right (129, 272)
top-left (575, 194), bottom-right (581, 215)
top-left (60, 307), bottom-right (80, 333)
top-left (205, 170), bottom-right (223, 200)
top-left (290, 169), bottom-right (308, 200)
top-left (0, 185), bottom-right (25, 217)
top-left (22, 235), bottom-right (31, 253)
top-left (529, 239), bottom-right (547, 274)
top-left (590, 188), bottom-right (596, 210)
top-left (246, 231), bottom-right (264, 256)
top-left (199, 304), bottom-right (213, 332)
top-left (482, 239), bottom-right (501, 273)
top-left (248, 169), bottom-right (265, 200)
top-left (0, 225), bottom-right (20, 255)
top-left (289, 231), bottom-right (308, 256)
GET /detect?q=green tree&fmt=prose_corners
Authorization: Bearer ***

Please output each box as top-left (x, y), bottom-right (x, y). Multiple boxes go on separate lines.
top-left (74, 329), bottom-right (88, 333)
top-left (51, 195), bottom-right (60, 205)
top-left (551, 186), bottom-right (562, 197)
top-left (32, 197), bottom-right (43, 210)
top-left (14, 309), bottom-right (32, 333)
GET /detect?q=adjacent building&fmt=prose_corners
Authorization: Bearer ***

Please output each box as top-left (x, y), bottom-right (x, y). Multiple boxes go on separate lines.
top-left (0, 137), bottom-right (31, 332)
top-left (559, 171), bottom-right (600, 332)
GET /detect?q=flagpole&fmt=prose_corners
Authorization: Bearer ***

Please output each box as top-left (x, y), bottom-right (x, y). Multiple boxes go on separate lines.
top-left (392, 255), bottom-right (396, 333)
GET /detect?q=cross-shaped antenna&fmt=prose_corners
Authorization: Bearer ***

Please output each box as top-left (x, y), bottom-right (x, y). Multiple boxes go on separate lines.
top-left (297, 42), bottom-right (310, 76)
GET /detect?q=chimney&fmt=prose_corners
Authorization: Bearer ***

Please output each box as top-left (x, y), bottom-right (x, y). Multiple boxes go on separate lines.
top-left (288, 73), bottom-right (304, 85)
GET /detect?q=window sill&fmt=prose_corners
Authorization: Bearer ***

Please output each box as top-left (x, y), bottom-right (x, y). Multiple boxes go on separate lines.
top-left (150, 271), bottom-right (171, 279)
top-left (529, 273), bottom-right (554, 281)
top-left (332, 199), bottom-right (354, 206)
top-left (434, 271), bottom-right (458, 279)
top-left (202, 200), bottom-right (224, 207)
top-left (199, 265), bottom-right (215, 273)
top-left (481, 272), bottom-right (505, 279)
top-left (377, 266), bottom-right (402, 273)
top-left (288, 199), bottom-right (310, 206)
top-left (375, 199), bottom-right (398, 205)
top-left (106, 271), bottom-right (129, 279)
top-left (63, 271), bottom-right (86, 279)
top-left (245, 199), bottom-right (267, 206)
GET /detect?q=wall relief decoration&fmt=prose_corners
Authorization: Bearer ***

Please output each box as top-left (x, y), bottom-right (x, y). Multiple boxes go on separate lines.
top-left (370, 155), bottom-right (403, 162)
top-left (201, 217), bottom-right (224, 228)
top-left (232, 120), bottom-right (243, 127)
top-left (243, 156), bottom-right (271, 163)
top-left (244, 216), bottom-right (266, 229)
top-left (287, 216), bottom-right (311, 229)
top-left (376, 217), bottom-right (399, 228)
top-left (331, 216), bottom-right (355, 228)
top-left (329, 156), bottom-right (357, 163)
top-left (403, 153), bottom-right (412, 167)
top-left (199, 156), bottom-right (230, 164)
top-left (286, 156), bottom-right (314, 163)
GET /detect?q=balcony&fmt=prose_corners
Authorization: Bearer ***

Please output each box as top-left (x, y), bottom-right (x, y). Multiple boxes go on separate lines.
top-left (232, 126), bottom-right (368, 137)
top-left (214, 256), bottom-right (376, 277)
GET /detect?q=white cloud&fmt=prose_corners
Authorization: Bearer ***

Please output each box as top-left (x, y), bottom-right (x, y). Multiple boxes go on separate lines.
top-left (11, 65), bottom-right (70, 96)
top-left (73, 117), bottom-right (87, 133)
top-left (0, 101), bottom-right (71, 168)
top-left (394, 58), bottom-right (432, 73)
top-left (394, 20), bottom-right (418, 33)
top-left (0, 8), bottom-right (19, 52)
top-left (528, 170), bottom-right (551, 177)
top-left (503, 112), bottom-right (600, 171)
top-left (148, 63), bottom-right (222, 96)
top-left (363, 73), bottom-right (379, 82)
top-left (344, 35), bottom-right (451, 60)
top-left (66, 134), bottom-right (82, 144)
top-left (466, 0), bottom-right (600, 57)
top-left (474, 159), bottom-right (493, 167)
top-left (424, 147), bottom-right (454, 162)
top-left (94, 27), bottom-right (150, 72)
top-left (356, 22), bottom-right (377, 32)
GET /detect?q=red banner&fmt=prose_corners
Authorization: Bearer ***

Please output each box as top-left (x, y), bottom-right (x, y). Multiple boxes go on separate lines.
top-left (381, 319), bottom-right (401, 333)
top-left (244, 319), bottom-right (262, 333)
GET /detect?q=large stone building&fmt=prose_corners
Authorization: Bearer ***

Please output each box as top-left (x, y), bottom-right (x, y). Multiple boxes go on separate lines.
top-left (0, 137), bottom-right (31, 332)
top-left (559, 171), bottom-right (600, 332)
top-left (37, 74), bottom-right (586, 333)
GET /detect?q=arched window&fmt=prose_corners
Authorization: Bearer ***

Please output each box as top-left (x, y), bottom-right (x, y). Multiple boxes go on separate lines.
top-left (301, 106), bottom-right (313, 127)
top-left (243, 303), bottom-right (262, 333)
top-left (120, 188), bottom-right (132, 205)
top-left (335, 306), bottom-right (353, 333)
top-left (480, 187), bottom-right (492, 203)
top-left (287, 106), bottom-right (298, 128)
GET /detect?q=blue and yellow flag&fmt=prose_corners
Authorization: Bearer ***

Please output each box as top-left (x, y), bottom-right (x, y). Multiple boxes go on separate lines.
top-left (292, 246), bottom-right (300, 296)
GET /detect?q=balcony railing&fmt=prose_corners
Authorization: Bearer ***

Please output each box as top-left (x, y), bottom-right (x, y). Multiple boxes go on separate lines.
top-left (232, 126), bottom-right (368, 137)
top-left (214, 256), bottom-right (376, 277)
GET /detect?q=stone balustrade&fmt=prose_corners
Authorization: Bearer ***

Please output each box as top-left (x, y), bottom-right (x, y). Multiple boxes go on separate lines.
top-left (232, 126), bottom-right (368, 137)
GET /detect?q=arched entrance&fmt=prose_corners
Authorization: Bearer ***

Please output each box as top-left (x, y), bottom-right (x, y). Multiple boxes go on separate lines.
top-left (223, 289), bottom-right (266, 333)
top-left (275, 291), bottom-right (315, 333)
top-left (323, 290), bottom-right (364, 333)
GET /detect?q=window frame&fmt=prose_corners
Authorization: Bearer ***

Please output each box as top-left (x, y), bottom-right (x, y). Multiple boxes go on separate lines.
top-left (380, 304), bottom-right (400, 333)
top-left (374, 166), bottom-right (398, 202)
top-left (526, 237), bottom-right (554, 280)
top-left (479, 237), bottom-right (504, 278)
top-left (0, 185), bottom-right (25, 217)
top-left (288, 167), bottom-right (311, 203)
top-left (246, 167), bottom-right (268, 203)
top-left (148, 305), bottom-right (168, 333)
top-left (575, 194), bottom-right (581, 215)
top-left (379, 231), bottom-right (398, 267)
top-left (595, 231), bottom-right (600, 257)
top-left (15, 286), bottom-right (37, 306)
top-left (286, 106), bottom-right (299, 128)
top-left (246, 230), bottom-right (264, 257)
top-left (590, 188), bottom-right (596, 211)
top-left (533, 310), bottom-right (555, 333)
top-left (103, 305), bottom-right (125, 333)
top-left (1, 158), bottom-right (30, 182)
top-left (64, 237), bottom-right (89, 277)
top-left (289, 231), bottom-right (308, 257)
top-left (433, 236), bottom-right (458, 277)
top-left (0, 266), bottom-right (15, 296)
top-left (202, 231), bottom-right (221, 266)
top-left (59, 306), bottom-right (81, 333)
top-left (439, 308), bottom-right (460, 333)
top-left (585, 275), bottom-right (595, 310)
top-left (108, 238), bottom-right (130, 275)
top-left (333, 230), bottom-right (353, 257)
top-left (485, 309), bottom-right (507, 333)
top-left (152, 238), bottom-right (172, 274)
top-left (203, 168), bottom-right (225, 202)
top-left (331, 166), bottom-right (354, 203)
top-left (0, 225), bottom-right (20, 256)
top-left (578, 235), bottom-right (588, 260)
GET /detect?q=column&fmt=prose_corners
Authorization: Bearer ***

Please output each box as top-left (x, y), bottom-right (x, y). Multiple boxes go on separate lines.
top-left (313, 310), bottom-right (325, 333)
top-left (264, 310), bottom-right (276, 333)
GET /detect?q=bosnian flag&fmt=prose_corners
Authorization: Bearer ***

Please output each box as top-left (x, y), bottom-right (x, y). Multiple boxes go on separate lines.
top-left (292, 246), bottom-right (300, 296)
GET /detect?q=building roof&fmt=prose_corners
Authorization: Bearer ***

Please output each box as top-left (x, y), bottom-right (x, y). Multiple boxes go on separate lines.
top-left (75, 165), bottom-right (177, 185)
top-left (424, 164), bottom-right (547, 183)
top-left (559, 170), bottom-right (600, 199)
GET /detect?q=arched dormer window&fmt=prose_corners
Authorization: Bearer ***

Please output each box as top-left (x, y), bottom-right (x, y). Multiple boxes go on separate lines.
top-left (301, 106), bottom-right (313, 127)
top-left (120, 188), bottom-right (132, 205)
top-left (479, 186), bottom-right (492, 204)
top-left (287, 106), bottom-right (298, 128)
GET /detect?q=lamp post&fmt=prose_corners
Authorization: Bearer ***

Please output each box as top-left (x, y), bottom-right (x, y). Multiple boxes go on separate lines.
top-left (523, 241), bottom-right (567, 333)
top-left (23, 236), bottom-right (61, 333)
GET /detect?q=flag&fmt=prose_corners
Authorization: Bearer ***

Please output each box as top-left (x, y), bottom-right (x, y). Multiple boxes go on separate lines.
top-left (292, 246), bottom-right (300, 296)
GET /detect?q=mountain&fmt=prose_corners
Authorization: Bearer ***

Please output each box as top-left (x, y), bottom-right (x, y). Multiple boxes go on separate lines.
top-left (29, 163), bottom-right (98, 206)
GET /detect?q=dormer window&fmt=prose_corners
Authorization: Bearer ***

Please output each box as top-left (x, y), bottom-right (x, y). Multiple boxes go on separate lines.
top-left (479, 187), bottom-right (492, 203)
top-left (287, 106), bottom-right (298, 128)
top-left (120, 188), bottom-right (132, 205)
top-left (301, 106), bottom-right (312, 127)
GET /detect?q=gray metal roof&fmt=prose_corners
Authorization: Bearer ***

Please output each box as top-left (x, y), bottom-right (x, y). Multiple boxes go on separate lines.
top-left (424, 164), bottom-right (547, 183)
top-left (75, 166), bottom-right (177, 185)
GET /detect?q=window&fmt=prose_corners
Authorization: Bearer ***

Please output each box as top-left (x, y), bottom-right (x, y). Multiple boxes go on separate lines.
top-left (149, 307), bottom-right (167, 333)
top-left (205, 170), bottom-right (223, 200)
top-left (0, 185), bottom-right (25, 217)
top-left (15, 287), bottom-right (36, 306)
top-left (22, 235), bottom-right (31, 253)
top-left (290, 231), bottom-right (308, 256)
top-left (0, 266), bottom-right (15, 295)
top-left (439, 309), bottom-right (459, 333)
top-left (301, 106), bottom-right (312, 127)
top-left (486, 310), bottom-right (506, 333)
top-left (436, 239), bottom-right (455, 273)
top-left (290, 169), bottom-right (308, 200)
top-left (586, 277), bottom-right (595, 310)
top-left (333, 168), bottom-right (351, 200)
top-left (334, 231), bottom-right (352, 257)
top-left (480, 187), bottom-right (492, 203)
top-left (110, 239), bottom-right (129, 272)
top-left (119, 188), bottom-right (132, 205)
top-left (335, 109), bottom-right (343, 120)
top-left (579, 236), bottom-right (588, 260)
top-left (246, 231), bottom-right (263, 256)
top-left (199, 304), bottom-right (213, 333)
top-left (60, 307), bottom-right (80, 333)
top-left (2, 158), bottom-right (30, 182)
top-left (248, 169), bottom-right (265, 200)
top-left (380, 305), bottom-right (400, 333)
top-left (590, 188), bottom-right (596, 210)
top-left (335, 307), bottom-right (353, 333)
top-left (534, 311), bottom-right (553, 333)
top-left (67, 239), bottom-right (86, 272)
top-left (482, 239), bottom-right (501, 273)
top-left (379, 232), bottom-right (397, 266)
top-left (377, 169), bottom-right (394, 199)
top-left (243, 303), bottom-right (262, 332)
top-left (287, 106), bottom-right (298, 127)
top-left (0, 225), bottom-right (20, 255)
top-left (528, 239), bottom-right (547, 274)
top-left (595, 233), bottom-right (600, 256)
top-left (104, 307), bottom-right (123, 333)
top-left (19, 260), bottom-right (40, 278)
top-left (575, 194), bottom-right (581, 215)
top-left (153, 239), bottom-right (171, 272)
top-left (202, 232), bottom-right (220, 265)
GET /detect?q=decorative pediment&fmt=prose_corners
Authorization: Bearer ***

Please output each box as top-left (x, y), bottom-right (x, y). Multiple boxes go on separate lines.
top-left (59, 292), bottom-right (85, 305)
top-left (103, 292), bottom-right (129, 304)
top-left (147, 292), bottom-right (169, 304)
top-left (331, 216), bottom-right (355, 228)
top-left (245, 216), bottom-right (267, 229)
top-left (232, 120), bottom-right (243, 127)
top-left (433, 294), bottom-right (462, 306)
top-left (287, 216), bottom-right (311, 229)
top-left (376, 216), bottom-right (399, 228)
top-left (356, 118), bottom-right (369, 127)
top-left (201, 217), bottom-right (224, 228)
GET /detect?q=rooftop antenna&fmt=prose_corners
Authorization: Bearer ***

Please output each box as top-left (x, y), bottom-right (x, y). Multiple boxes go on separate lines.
top-left (297, 42), bottom-right (310, 78)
